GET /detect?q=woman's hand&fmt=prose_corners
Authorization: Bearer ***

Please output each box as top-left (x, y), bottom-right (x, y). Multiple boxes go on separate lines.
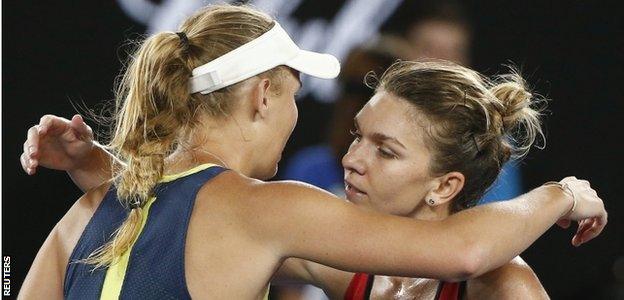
top-left (21, 114), bottom-right (95, 175)
top-left (20, 114), bottom-right (112, 192)
top-left (550, 177), bottom-right (607, 247)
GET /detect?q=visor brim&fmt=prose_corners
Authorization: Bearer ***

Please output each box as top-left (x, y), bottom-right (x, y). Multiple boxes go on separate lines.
top-left (286, 50), bottom-right (340, 79)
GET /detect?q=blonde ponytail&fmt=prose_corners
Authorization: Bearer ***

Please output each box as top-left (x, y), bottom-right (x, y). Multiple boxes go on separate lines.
top-left (82, 4), bottom-right (277, 268)
top-left (81, 31), bottom-right (191, 268)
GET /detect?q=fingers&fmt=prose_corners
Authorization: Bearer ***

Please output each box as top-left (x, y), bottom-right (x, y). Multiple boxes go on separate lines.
top-left (25, 125), bottom-right (39, 158)
top-left (561, 176), bottom-right (578, 184)
top-left (582, 213), bottom-right (608, 244)
top-left (38, 114), bottom-right (54, 135)
top-left (21, 152), bottom-right (38, 175)
top-left (22, 126), bottom-right (40, 174)
top-left (572, 215), bottom-right (608, 246)
top-left (571, 219), bottom-right (590, 246)
top-left (20, 152), bottom-right (36, 175)
top-left (70, 114), bottom-right (94, 141)
top-left (556, 176), bottom-right (607, 246)
top-left (591, 189), bottom-right (598, 197)
top-left (39, 114), bottom-right (70, 136)
top-left (22, 115), bottom-right (71, 175)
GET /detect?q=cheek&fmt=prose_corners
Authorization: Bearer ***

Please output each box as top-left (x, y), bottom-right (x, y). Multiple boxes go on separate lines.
top-left (289, 99), bottom-right (298, 130)
top-left (275, 100), bottom-right (297, 146)
top-left (367, 163), bottom-right (430, 215)
top-left (365, 162), bottom-right (401, 200)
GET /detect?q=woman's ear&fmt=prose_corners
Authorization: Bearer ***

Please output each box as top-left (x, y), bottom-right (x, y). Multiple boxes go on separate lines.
top-left (250, 77), bottom-right (272, 121)
top-left (428, 171), bottom-right (465, 206)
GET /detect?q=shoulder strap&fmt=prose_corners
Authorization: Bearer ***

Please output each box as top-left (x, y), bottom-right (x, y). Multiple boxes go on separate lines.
top-left (344, 273), bottom-right (374, 300)
top-left (436, 281), bottom-right (465, 300)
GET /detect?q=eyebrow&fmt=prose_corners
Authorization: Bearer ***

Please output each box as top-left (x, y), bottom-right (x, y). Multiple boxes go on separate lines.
top-left (353, 117), bottom-right (407, 149)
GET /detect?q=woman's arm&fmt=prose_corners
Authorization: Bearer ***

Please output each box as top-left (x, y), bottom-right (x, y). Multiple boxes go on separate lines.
top-left (465, 256), bottom-right (549, 300)
top-left (18, 224), bottom-right (65, 300)
top-left (241, 179), bottom-right (604, 282)
top-left (21, 115), bottom-right (112, 191)
top-left (18, 183), bottom-right (110, 299)
top-left (22, 115), bottom-right (607, 281)
top-left (273, 258), bottom-right (353, 299)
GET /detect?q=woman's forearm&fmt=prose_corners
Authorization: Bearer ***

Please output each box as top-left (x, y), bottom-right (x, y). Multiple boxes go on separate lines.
top-left (443, 185), bottom-right (571, 278)
top-left (68, 142), bottom-right (114, 192)
top-left (251, 179), bottom-right (601, 282)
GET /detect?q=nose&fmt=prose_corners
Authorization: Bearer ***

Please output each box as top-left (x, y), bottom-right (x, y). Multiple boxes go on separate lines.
top-left (342, 141), bottom-right (366, 176)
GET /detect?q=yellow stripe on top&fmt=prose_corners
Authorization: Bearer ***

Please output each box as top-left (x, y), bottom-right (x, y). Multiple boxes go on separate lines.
top-left (160, 163), bottom-right (220, 183)
top-left (100, 195), bottom-right (156, 300)
top-left (100, 163), bottom-right (220, 300)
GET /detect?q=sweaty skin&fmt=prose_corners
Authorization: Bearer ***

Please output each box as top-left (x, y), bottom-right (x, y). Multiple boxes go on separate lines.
top-left (272, 92), bottom-right (556, 299)
top-left (19, 73), bottom-right (606, 299)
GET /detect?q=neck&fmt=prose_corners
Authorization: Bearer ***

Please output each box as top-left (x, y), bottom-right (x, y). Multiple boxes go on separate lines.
top-left (407, 201), bottom-right (451, 221)
top-left (165, 114), bottom-right (259, 177)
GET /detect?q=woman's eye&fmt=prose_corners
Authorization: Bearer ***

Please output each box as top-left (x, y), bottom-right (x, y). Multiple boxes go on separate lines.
top-left (377, 148), bottom-right (396, 159)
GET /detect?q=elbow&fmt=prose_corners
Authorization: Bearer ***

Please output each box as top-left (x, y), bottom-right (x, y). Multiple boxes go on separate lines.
top-left (452, 241), bottom-right (488, 281)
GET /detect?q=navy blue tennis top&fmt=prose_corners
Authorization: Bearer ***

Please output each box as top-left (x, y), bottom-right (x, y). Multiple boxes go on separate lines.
top-left (64, 164), bottom-right (226, 299)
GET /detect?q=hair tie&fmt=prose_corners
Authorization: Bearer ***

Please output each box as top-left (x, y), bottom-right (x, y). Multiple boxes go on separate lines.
top-left (176, 32), bottom-right (190, 53)
top-left (129, 198), bottom-right (142, 210)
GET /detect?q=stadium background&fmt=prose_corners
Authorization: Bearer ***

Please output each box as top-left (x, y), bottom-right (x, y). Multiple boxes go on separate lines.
top-left (2, 1), bottom-right (622, 299)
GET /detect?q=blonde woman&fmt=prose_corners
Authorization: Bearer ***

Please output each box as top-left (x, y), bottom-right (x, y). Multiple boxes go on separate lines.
top-left (19, 5), bottom-right (606, 300)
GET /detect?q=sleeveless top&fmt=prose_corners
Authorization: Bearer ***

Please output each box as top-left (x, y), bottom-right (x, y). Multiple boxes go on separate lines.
top-left (344, 273), bottom-right (466, 300)
top-left (64, 164), bottom-right (269, 299)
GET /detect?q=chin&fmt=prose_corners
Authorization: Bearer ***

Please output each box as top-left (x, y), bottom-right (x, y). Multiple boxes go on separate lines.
top-left (259, 163), bottom-right (279, 180)
top-left (346, 195), bottom-right (377, 213)
top-left (268, 166), bottom-right (279, 179)
top-left (345, 193), bottom-right (363, 204)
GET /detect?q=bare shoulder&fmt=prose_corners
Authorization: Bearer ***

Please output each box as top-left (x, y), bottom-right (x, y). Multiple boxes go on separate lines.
top-left (19, 182), bottom-right (112, 299)
top-left (246, 178), bottom-right (345, 210)
top-left (224, 173), bottom-right (338, 198)
top-left (193, 170), bottom-right (352, 247)
top-left (230, 177), bottom-right (348, 227)
top-left (55, 181), bottom-right (112, 258)
top-left (196, 170), bottom-right (341, 211)
top-left (465, 256), bottom-right (549, 300)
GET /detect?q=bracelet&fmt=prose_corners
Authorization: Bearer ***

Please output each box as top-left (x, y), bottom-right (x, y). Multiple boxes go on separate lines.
top-left (543, 181), bottom-right (577, 213)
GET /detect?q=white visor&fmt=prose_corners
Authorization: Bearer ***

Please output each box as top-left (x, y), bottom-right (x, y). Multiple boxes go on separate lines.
top-left (189, 22), bottom-right (340, 94)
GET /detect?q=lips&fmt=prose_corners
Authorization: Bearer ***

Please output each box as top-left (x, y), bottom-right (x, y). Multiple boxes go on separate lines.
top-left (344, 179), bottom-right (367, 199)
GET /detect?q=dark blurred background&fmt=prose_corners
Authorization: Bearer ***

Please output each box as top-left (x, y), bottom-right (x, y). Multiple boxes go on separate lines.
top-left (2, 1), bottom-right (623, 299)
